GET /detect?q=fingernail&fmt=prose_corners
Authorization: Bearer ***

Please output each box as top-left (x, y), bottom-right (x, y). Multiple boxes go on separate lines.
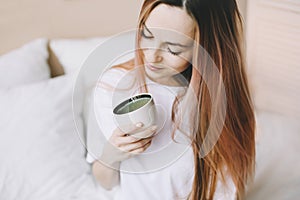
top-left (136, 122), bottom-right (143, 127)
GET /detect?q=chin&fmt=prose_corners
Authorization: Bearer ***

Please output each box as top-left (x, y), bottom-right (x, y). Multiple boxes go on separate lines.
top-left (145, 73), bottom-right (161, 82)
top-left (145, 70), bottom-right (158, 79)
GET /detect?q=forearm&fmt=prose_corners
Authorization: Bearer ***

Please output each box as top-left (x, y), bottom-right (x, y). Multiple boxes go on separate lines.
top-left (92, 160), bottom-right (120, 190)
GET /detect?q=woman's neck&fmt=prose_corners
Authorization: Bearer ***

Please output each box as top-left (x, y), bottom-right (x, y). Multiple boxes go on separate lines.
top-left (146, 74), bottom-right (185, 87)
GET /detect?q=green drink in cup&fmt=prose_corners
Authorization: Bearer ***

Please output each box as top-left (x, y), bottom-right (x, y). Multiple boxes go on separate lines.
top-left (113, 93), bottom-right (157, 138)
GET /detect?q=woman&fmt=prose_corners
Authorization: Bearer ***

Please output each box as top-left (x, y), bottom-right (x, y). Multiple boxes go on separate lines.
top-left (87, 0), bottom-right (255, 199)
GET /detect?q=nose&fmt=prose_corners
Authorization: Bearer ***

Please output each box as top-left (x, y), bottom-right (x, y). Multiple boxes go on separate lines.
top-left (147, 48), bottom-right (163, 63)
top-left (146, 42), bottom-right (163, 63)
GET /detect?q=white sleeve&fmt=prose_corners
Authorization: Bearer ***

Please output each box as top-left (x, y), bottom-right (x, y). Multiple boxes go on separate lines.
top-left (85, 68), bottom-right (126, 164)
top-left (85, 86), bottom-right (115, 164)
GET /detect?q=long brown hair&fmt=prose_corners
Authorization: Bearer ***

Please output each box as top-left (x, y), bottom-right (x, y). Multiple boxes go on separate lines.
top-left (113, 0), bottom-right (255, 199)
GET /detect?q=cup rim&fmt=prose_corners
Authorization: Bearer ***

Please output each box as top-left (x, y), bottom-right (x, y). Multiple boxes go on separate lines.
top-left (113, 93), bottom-right (153, 115)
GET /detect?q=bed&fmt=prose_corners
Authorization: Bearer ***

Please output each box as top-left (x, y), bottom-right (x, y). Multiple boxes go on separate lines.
top-left (0, 37), bottom-right (120, 200)
top-left (1, 1), bottom-right (299, 200)
top-left (0, 1), bottom-right (139, 199)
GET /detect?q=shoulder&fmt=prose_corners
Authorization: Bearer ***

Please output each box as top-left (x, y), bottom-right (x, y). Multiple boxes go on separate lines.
top-left (97, 59), bottom-right (135, 89)
top-left (99, 68), bottom-right (127, 85)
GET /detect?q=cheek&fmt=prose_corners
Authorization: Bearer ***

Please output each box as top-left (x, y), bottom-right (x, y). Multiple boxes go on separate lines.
top-left (166, 53), bottom-right (192, 72)
top-left (140, 38), bottom-right (157, 51)
top-left (139, 39), bottom-right (160, 62)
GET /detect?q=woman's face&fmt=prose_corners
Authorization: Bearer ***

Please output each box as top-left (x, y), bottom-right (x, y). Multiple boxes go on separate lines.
top-left (140, 4), bottom-right (195, 86)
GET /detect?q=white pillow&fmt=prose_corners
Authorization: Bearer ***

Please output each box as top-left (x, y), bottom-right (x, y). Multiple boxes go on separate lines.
top-left (0, 38), bottom-right (50, 89)
top-left (0, 74), bottom-right (115, 200)
top-left (50, 32), bottom-right (136, 130)
top-left (49, 33), bottom-right (136, 75)
top-left (49, 37), bottom-right (109, 74)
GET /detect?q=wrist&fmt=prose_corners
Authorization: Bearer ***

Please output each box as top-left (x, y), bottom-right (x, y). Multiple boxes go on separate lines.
top-left (99, 154), bottom-right (121, 168)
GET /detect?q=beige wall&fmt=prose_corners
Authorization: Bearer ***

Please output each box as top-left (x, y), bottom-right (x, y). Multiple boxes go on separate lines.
top-left (0, 0), bottom-right (248, 55)
top-left (0, 0), bottom-right (143, 54)
top-left (237, 0), bottom-right (247, 22)
top-left (245, 0), bottom-right (300, 118)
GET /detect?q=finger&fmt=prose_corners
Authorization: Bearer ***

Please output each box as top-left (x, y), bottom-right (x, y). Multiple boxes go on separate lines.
top-left (112, 125), bottom-right (156, 148)
top-left (129, 140), bottom-right (152, 154)
top-left (121, 137), bottom-right (152, 152)
top-left (115, 135), bottom-right (140, 145)
top-left (115, 133), bottom-right (154, 148)
top-left (115, 122), bottom-right (144, 136)
top-left (120, 138), bottom-right (151, 152)
top-left (130, 125), bottom-right (157, 139)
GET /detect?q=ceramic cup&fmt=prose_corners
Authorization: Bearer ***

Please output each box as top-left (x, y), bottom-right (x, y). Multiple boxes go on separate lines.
top-left (113, 93), bottom-right (157, 138)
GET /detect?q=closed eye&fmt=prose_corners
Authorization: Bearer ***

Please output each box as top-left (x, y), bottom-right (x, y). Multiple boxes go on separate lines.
top-left (141, 26), bottom-right (154, 39)
top-left (167, 47), bottom-right (182, 56)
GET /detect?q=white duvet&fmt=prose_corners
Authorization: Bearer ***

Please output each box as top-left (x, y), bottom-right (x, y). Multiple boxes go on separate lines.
top-left (0, 74), bottom-right (115, 200)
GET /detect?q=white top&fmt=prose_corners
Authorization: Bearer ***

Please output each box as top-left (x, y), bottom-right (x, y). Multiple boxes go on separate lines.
top-left (86, 68), bottom-right (236, 200)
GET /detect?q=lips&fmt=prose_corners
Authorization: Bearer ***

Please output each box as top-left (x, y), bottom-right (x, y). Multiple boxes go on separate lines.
top-left (146, 63), bottom-right (163, 71)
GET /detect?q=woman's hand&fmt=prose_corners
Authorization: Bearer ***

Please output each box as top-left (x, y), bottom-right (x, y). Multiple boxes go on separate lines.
top-left (100, 123), bottom-right (157, 165)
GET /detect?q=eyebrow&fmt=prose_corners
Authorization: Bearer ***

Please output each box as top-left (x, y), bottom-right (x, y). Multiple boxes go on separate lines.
top-left (143, 23), bottom-right (193, 48)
